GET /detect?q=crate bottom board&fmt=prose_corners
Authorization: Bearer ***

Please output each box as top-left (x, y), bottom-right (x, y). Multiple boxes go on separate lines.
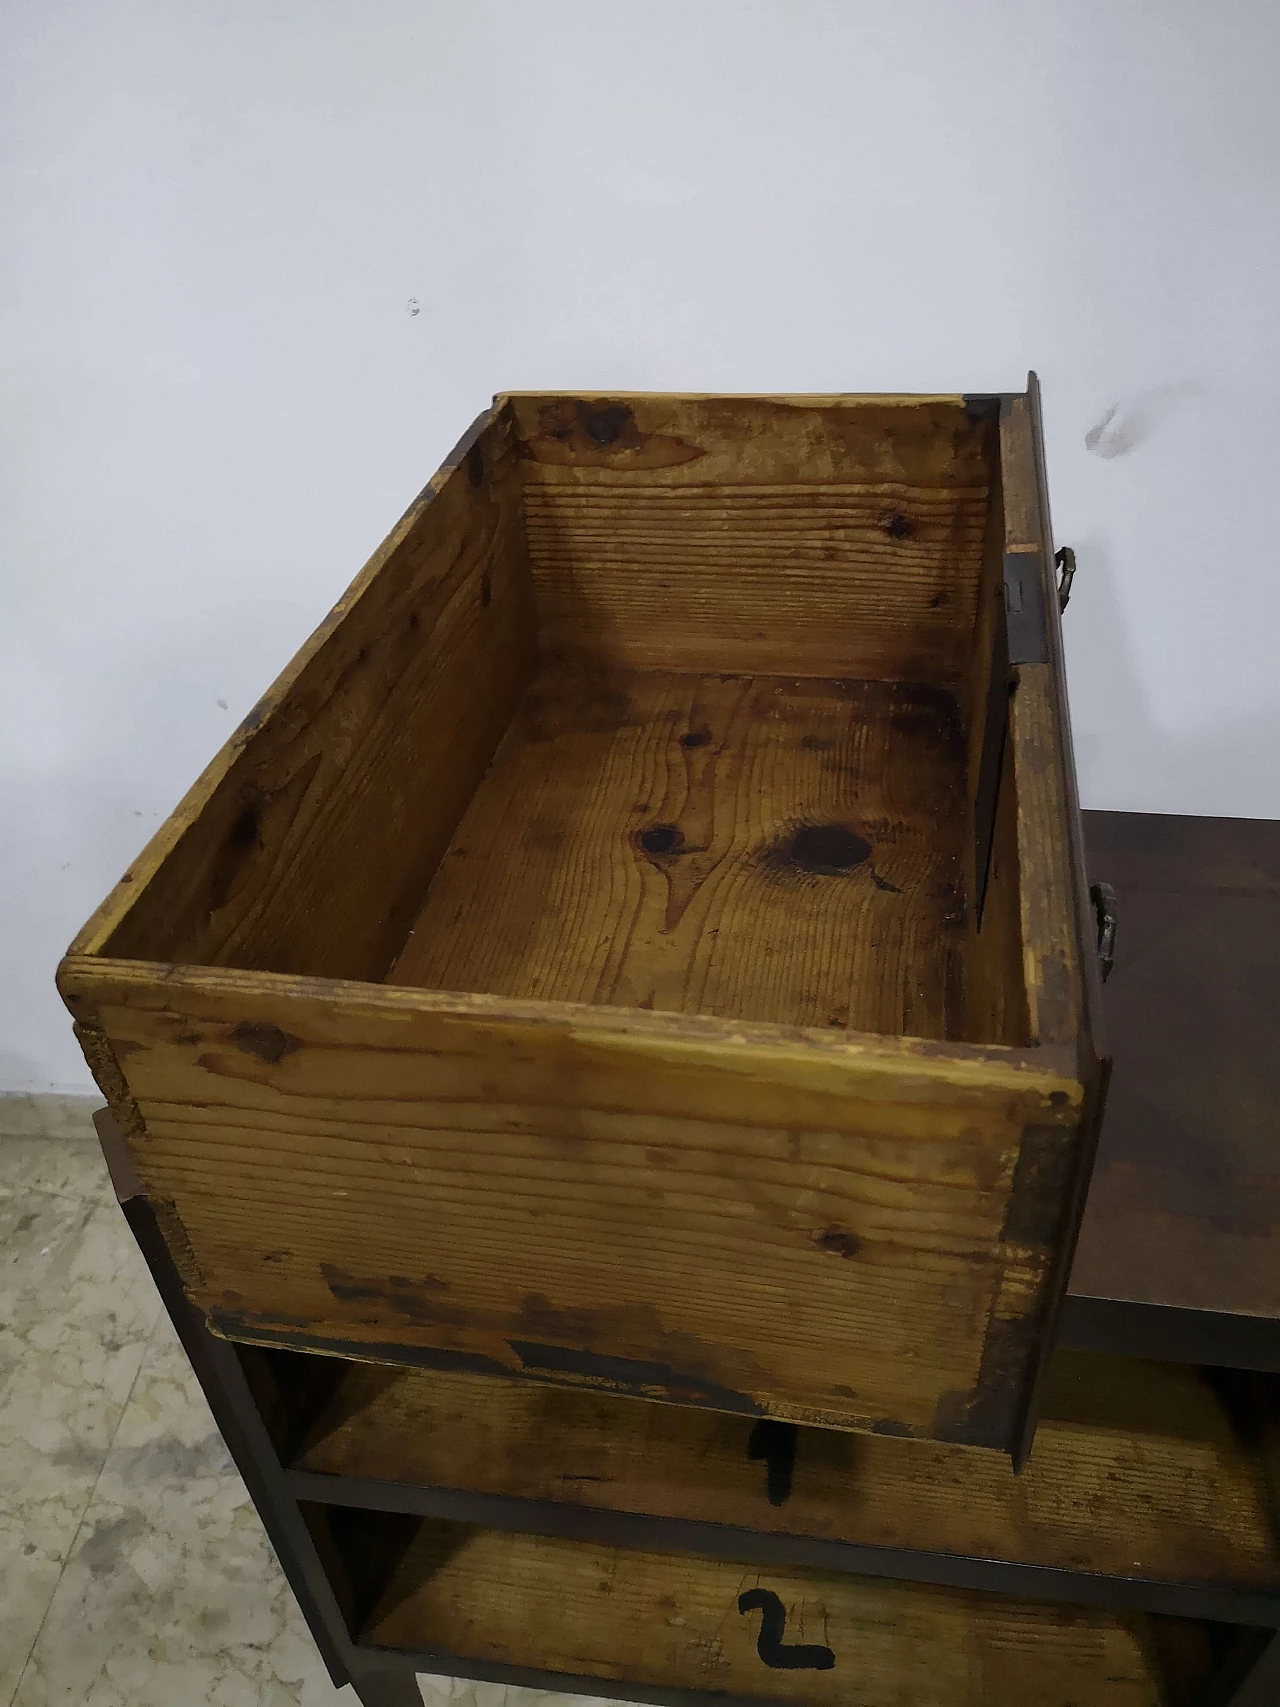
top-left (335, 1513), bottom-right (1213, 1707)
top-left (388, 665), bottom-right (971, 1041)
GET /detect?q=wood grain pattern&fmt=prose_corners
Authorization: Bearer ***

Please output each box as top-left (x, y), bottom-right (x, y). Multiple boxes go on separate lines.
top-left (1071, 811), bottom-right (1280, 1327)
top-left (58, 387), bottom-right (1102, 1456)
top-left (73, 406), bottom-right (536, 982)
top-left (362, 1519), bottom-right (1179, 1706)
top-left (509, 393), bottom-right (995, 680)
top-left (292, 1349), bottom-right (1280, 1598)
top-left (998, 391), bottom-right (1091, 1053)
top-left (59, 957), bottom-right (1080, 1444)
top-left (389, 667), bottom-right (969, 1038)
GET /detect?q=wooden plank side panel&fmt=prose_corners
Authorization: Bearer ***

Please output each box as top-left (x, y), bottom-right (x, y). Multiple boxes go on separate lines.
top-left (998, 381), bottom-right (1107, 1469)
top-left (999, 385), bottom-right (1097, 1060)
top-left (58, 959), bottom-right (1082, 1447)
top-left (293, 1352), bottom-right (1280, 1597)
top-left (963, 441), bottom-right (1030, 1050)
top-left (363, 1523), bottom-right (1173, 1707)
top-left (70, 406), bottom-right (536, 984)
top-left (506, 394), bottom-right (996, 681)
top-left (389, 668), bottom-right (970, 1040)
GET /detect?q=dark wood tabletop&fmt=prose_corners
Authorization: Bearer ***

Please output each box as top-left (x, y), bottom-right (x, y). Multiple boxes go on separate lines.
top-left (1063, 810), bottom-right (1280, 1366)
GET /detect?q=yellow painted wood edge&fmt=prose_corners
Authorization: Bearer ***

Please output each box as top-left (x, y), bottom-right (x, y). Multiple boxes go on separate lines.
top-left (64, 402), bottom-right (506, 962)
top-left (57, 954), bottom-right (1083, 1115)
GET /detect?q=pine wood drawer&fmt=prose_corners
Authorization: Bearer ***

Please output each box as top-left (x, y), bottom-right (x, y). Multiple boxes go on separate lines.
top-left (60, 383), bottom-right (1103, 1458)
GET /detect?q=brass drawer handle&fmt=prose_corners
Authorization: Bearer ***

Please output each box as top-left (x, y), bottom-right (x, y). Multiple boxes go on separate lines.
top-left (1091, 881), bottom-right (1118, 981)
top-left (1055, 545), bottom-right (1077, 612)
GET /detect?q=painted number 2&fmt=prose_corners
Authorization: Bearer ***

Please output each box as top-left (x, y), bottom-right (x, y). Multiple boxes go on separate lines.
top-left (738, 1588), bottom-right (836, 1671)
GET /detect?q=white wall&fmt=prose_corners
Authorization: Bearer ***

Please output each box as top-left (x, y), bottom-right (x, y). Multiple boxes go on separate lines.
top-left (4, 0), bottom-right (1279, 1092)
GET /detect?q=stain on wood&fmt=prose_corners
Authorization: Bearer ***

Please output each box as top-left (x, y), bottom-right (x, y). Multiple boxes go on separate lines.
top-left (521, 398), bottom-right (707, 469)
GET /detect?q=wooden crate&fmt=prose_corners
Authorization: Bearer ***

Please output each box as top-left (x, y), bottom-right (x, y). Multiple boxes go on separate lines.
top-left (59, 381), bottom-right (1104, 1458)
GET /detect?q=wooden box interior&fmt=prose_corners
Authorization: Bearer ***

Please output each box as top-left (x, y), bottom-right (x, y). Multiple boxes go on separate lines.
top-left (95, 394), bottom-right (1030, 1049)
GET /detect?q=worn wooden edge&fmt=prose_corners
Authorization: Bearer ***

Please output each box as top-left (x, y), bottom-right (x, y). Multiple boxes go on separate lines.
top-left (997, 375), bottom-right (1104, 1067)
top-left (999, 395), bottom-right (1087, 1055)
top-left (1008, 1057), bottom-right (1112, 1474)
top-left (208, 1315), bottom-right (776, 1416)
top-left (282, 1466), bottom-right (1280, 1630)
top-left (494, 390), bottom-right (971, 407)
top-left (995, 377), bottom-right (1111, 1471)
top-left (61, 404), bottom-right (505, 964)
top-left (1025, 373), bottom-right (1108, 1067)
top-left (57, 953), bottom-right (1086, 1108)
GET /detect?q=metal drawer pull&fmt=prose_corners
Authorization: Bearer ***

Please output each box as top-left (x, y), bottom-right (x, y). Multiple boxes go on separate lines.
top-left (1091, 881), bottom-right (1118, 981)
top-left (1055, 545), bottom-right (1077, 612)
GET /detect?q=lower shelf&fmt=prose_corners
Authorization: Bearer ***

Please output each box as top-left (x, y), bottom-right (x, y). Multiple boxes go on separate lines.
top-left (314, 1510), bottom-right (1222, 1707)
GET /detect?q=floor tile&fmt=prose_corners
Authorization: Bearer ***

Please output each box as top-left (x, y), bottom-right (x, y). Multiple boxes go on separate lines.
top-left (0, 1134), bottom-right (113, 1206)
top-left (0, 1192), bottom-right (162, 1703)
top-left (10, 1318), bottom-right (359, 1707)
top-left (24, 1098), bottom-right (100, 1143)
top-left (0, 1097), bottom-right (43, 1139)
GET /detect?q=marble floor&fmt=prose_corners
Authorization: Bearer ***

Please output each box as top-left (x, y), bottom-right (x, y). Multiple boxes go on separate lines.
top-left (0, 1096), bottom-right (621, 1707)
